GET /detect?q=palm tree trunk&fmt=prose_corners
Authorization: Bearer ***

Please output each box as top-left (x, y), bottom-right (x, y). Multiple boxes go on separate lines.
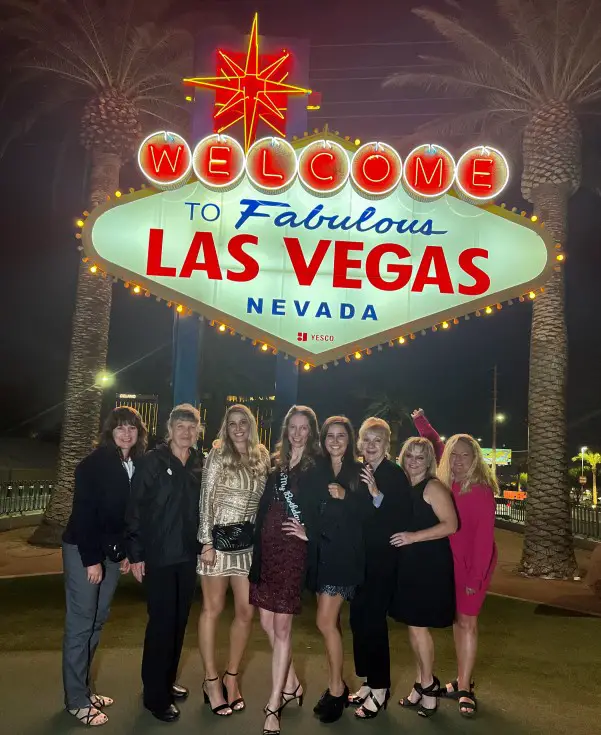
top-left (519, 183), bottom-right (577, 578)
top-left (593, 470), bottom-right (598, 508)
top-left (30, 152), bottom-right (121, 546)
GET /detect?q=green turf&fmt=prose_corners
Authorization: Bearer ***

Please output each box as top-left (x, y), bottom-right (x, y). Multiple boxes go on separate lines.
top-left (1, 574), bottom-right (599, 734)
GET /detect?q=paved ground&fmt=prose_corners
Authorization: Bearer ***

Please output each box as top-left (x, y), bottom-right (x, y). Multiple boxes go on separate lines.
top-left (2, 525), bottom-right (600, 615)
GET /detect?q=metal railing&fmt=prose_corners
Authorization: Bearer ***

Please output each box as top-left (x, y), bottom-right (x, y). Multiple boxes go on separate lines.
top-left (496, 498), bottom-right (601, 541)
top-left (0, 481), bottom-right (54, 517)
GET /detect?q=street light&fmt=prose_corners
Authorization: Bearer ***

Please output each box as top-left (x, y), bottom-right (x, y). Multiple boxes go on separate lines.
top-left (495, 413), bottom-right (506, 423)
top-left (96, 371), bottom-right (114, 388)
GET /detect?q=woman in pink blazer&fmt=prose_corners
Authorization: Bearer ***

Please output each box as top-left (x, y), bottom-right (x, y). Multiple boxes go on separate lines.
top-left (413, 411), bottom-right (497, 718)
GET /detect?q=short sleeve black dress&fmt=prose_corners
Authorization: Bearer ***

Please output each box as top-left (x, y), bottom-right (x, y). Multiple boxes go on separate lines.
top-left (390, 477), bottom-right (455, 628)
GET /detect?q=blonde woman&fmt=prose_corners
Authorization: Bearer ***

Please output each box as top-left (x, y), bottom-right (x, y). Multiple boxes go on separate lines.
top-left (197, 405), bottom-right (270, 716)
top-left (437, 434), bottom-right (498, 718)
top-left (390, 437), bottom-right (457, 718)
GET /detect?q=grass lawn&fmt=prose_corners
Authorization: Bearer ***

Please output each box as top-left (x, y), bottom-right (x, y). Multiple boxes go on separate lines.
top-left (0, 574), bottom-right (599, 734)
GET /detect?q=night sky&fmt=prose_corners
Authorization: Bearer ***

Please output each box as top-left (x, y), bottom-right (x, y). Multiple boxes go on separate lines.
top-left (1, 0), bottom-right (600, 456)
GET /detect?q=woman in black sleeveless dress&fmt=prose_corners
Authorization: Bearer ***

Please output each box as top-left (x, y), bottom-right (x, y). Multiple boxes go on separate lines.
top-left (390, 437), bottom-right (457, 718)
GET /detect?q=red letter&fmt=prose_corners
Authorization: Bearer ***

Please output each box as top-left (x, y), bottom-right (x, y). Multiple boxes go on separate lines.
top-left (227, 234), bottom-right (260, 283)
top-left (471, 158), bottom-right (493, 189)
top-left (146, 228), bottom-right (176, 276)
top-left (411, 246), bottom-right (454, 294)
top-left (284, 237), bottom-right (331, 286)
top-left (179, 232), bottom-right (222, 279)
top-left (365, 243), bottom-right (412, 291)
top-left (333, 241), bottom-right (363, 289)
top-left (262, 149), bottom-right (284, 182)
top-left (149, 145), bottom-right (184, 174)
top-left (414, 156), bottom-right (443, 188)
top-left (458, 248), bottom-right (490, 295)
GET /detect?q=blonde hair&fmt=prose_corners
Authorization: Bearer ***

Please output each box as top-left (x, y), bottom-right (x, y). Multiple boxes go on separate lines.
top-left (399, 437), bottom-right (438, 479)
top-left (358, 417), bottom-right (391, 457)
top-left (214, 404), bottom-right (269, 476)
top-left (438, 434), bottom-right (498, 495)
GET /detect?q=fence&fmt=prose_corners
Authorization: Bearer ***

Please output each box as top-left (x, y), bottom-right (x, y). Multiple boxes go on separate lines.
top-left (496, 498), bottom-right (601, 541)
top-left (0, 481), bottom-right (54, 517)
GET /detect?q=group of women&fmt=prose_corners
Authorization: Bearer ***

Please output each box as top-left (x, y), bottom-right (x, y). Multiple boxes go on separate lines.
top-left (60, 401), bottom-right (498, 731)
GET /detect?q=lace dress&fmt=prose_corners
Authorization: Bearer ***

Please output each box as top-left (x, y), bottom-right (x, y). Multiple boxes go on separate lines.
top-left (249, 465), bottom-right (308, 614)
top-left (197, 446), bottom-right (269, 577)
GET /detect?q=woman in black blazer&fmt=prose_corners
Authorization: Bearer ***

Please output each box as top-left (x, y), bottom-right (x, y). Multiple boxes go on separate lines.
top-left (349, 418), bottom-right (411, 720)
top-left (288, 416), bottom-right (375, 724)
top-left (62, 406), bottom-right (147, 727)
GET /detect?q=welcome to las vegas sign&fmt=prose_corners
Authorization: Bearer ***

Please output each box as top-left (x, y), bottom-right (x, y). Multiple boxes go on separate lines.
top-left (81, 130), bottom-right (555, 366)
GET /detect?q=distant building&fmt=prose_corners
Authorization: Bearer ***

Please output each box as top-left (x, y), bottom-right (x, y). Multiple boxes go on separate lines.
top-left (115, 394), bottom-right (159, 437)
top-left (225, 395), bottom-right (275, 449)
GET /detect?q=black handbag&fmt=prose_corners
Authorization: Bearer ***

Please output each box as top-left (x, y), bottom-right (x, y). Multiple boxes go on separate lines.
top-left (102, 538), bottom-right (127, 563)
top-left (212, 520), bottom-right (255, 553)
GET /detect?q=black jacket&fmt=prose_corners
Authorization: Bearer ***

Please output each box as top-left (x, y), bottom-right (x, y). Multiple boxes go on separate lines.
top-left (305, 457), bottom-right (373, 590)
top-left (125, 444), bottom-right (202, 568)
top-left (63, 445), bottom-right (134, 567)
top-left (249, 462), bottom-right (321, 585)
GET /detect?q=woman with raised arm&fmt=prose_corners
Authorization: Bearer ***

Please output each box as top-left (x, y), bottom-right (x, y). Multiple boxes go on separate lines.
top-left (348, 418), bottom-right (412, 721)
top-left (126, 404), bottom-right (202, 723)
top-left (391, 437), bottom-right (457, 719)
top-left (292, 416), bottom-right (374, 724)
top-left (197, 405), bottom-right (270, 718)
top-left (249, 405), bottom-right (321, 735)
top-left (437, 434), bottom-right (498, 718)
top-left (62, 406), bottom-right (147, 728)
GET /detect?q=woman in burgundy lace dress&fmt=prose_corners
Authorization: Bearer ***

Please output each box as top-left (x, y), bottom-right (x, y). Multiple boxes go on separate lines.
top-left (249, 406), bottom-right (321, 735)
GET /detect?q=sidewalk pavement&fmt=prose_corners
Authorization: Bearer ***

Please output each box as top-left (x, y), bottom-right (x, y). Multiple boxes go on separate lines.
top-left (1, 524), bottom-right (600, 615)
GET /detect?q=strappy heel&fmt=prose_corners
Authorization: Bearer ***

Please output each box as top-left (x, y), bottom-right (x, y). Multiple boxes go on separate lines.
top-left (281, 682), bottom-right (304, 708)
top-left (417, 677), bottom-right (440, 718)
top-left (349, 684), bottom-right (369, 706)
top-left (67, 705), bottom-right (108, 727)
top-left (91, 694), bottom-right (113, 708)
top-left (439, 678), bottom-right (475, 699)
top-left (457, 690), bottom-right (477, 717)
top-left (354, 689), bottom-right (390, 720)
top-left (399, 682), bottom-right (422, 708)
top-left (263, 705), bottom-right (282, 735)
top-left (203, 677), bottom-right (233, 716)
top-left (223, 670), bottom-right (245, 711)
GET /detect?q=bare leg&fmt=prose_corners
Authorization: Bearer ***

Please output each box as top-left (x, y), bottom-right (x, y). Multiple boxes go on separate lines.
top-left (263, 612), bottom-right (295, 733)
top-left (259, 609), bottom-right (301, 697)
top-left (316, 594), bottom-right (345, 697)
top-left (223, 576), bottom-right (254, 707)
top-left (408, 626), bottom-right (437, 710)
top-left (198, 576), bottom-right (230, 711)
top-left (454, 613), bottom-right (478, 709)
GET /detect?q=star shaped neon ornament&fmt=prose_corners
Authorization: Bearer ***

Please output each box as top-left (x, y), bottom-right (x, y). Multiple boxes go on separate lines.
top-left (184, 13), bottom-right (311, 151)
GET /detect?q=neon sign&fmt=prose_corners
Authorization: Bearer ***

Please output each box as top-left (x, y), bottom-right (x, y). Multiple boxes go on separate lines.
top-left (82, 131), bottom-right (553, 366)
top-left (138, 132), bottom-right (510, 203)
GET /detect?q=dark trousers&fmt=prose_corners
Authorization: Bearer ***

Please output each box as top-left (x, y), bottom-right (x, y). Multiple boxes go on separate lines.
top-left (349, 563), bottom-right (394, 690)
top-left (142, 560), bottom-right (197, 710)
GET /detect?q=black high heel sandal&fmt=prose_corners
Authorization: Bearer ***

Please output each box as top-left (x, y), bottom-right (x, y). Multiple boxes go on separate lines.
top-left (222, 671), bottom-right (245, 711)
top-left (349, 685), bottom-right (369, 707)
top-left (439, 679), bottom-right (475, 699)
top-left (354, 689), bottom-right (390, 720)
top-left (263, 705), bottom-right (283, 735)
top-left (203, 677), bottom-right (233, 716)
top-left (417, 677), bottom-right (440, 718)
top-left (457, 691), bottom-right (477, 717)
top-left (281, 682), bottom-right (304, 708)
top-left (399, 682), bottom-right (423, 708)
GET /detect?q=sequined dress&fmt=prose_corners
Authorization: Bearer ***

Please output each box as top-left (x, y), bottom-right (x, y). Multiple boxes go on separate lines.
top-left (249, 465), bottom-right (308, 614)
top-left (197, 446), bottom-right (269, 577)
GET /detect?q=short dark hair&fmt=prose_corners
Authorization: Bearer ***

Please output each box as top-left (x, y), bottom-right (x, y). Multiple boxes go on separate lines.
top-left (320, 415), bottom-right (357, 465)
top-left (99, 406), bottom-right (148, 459)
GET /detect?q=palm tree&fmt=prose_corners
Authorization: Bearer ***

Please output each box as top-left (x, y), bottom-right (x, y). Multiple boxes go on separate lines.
top-left (1, 0), bottom-right (192, 544)
top-left (364, 394), bottom-right (410, 459)
top-left (386, 0), bottom-right (601, 578)
top-left (572, 451), bottom-right (601, 506)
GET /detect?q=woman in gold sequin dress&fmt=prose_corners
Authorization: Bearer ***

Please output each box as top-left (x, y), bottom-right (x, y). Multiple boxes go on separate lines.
top-left (197, 404), bottom-right (270, 717)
